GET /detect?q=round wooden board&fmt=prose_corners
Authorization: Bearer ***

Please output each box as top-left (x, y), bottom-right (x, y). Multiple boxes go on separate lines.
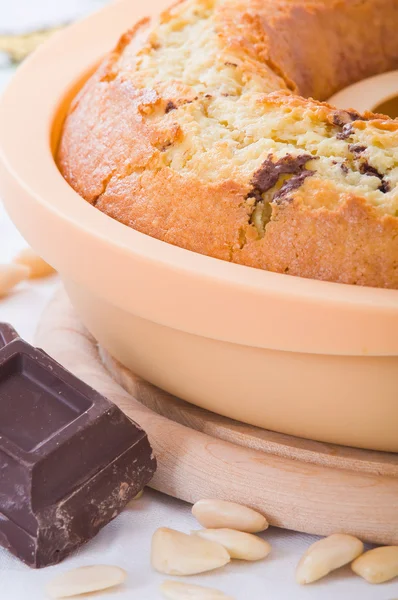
top-left (36, 289), bottom-right (398, 545)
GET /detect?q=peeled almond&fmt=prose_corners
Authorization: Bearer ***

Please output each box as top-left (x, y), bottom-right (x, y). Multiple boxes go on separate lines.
top-left (352, 546), bottom-right (398, 584)
top-left (0, 263), bottom-right (29, 297)
top-left (160, 580), bottom-right (234, 599)
top-left (192, 500), bottom-right (268, 533)
top-left (296, 534), bottom-right (364, 584)
top-left (14, 248), bottom-right (56, 278)
top-left (193, 529), bottom-right (271, 561)
top-left (151, 527), bottom-right (230, 576)
top-left (45, 565), bottom-right (127, 598)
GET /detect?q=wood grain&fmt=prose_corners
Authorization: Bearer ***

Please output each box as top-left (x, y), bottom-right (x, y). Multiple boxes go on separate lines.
top-left (36, 288), bottom-right (398, 545)
top-left (100, 347), bottom-right (398, 478)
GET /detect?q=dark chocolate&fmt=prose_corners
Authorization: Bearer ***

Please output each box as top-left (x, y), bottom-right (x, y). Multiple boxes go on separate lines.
top-left (0, 339), bottom-right (156, 568)
top-left (360, 161), bottom-right (383, 179)
top-left (349, 144), bottom-right (367, 154)
top-left (0, 323), bottom-right (19, 348)
top-left (248, 154), bottom-right (315, 202)
top-left (332, 109), bottom-right (361, 128)
top-left (273, 170), bottom-right (315, 202)
top-left (359, 161), bottom-right (391, 193)
top-left (333, 109), bottom-right (368, 140)
top-left (165, 100), bottom-right (177, 113)
top-left (336, 123), bottom-right (354, 140)
top-left (379, 180), bottom-right (391, 193)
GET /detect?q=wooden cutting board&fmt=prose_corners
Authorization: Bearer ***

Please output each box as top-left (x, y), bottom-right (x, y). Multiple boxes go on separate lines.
top-left (36, 289), bottom-right (398, 545)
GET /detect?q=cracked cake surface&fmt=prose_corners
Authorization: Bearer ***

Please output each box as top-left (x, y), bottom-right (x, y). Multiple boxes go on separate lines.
top-left (58, 0), bottom-right (398, 288)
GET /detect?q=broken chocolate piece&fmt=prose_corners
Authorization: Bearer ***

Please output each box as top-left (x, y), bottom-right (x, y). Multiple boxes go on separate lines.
top-left (332, 109), bottom-right (361, 128)
top-left (360, 161), bottom-right (383, 179)
top-left (248, 154), bottom-right (315, 202)
top-left (165, 100), bottom-right (177, 113)
top-left (359, 161), bottom-right (390, 193)
top-left (336, 123), bottom-right (354, 140)
top-left (273, 170), bottom-right (315, 201)
top-left (0, 323), bottom-right (19, 348)
top-left (349, 144), bottom-right (366, 154)
top-left (0, 338), bottom-right (156, 568)
top-left (379, 180), bottom-right (391, 193)
top-left (333, 109), bottom-right (368, 140)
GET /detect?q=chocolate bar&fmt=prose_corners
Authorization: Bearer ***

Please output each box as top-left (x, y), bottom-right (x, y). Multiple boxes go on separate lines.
top-left (0, 335), bottom-right (156, 568)
top-left (0, 323), bottom-right (19, 348)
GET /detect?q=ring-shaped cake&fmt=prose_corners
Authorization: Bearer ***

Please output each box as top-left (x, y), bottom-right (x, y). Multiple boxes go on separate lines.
top-left (58, 0), bottom-right (398, 288)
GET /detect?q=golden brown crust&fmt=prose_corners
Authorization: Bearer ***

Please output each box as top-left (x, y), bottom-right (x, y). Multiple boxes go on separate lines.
top-left (58, 0), bottom-right (398, 289)
top-left (236, 179), bottom-right (398, 288)
top-left (214, 0), bottom-right (398, 99)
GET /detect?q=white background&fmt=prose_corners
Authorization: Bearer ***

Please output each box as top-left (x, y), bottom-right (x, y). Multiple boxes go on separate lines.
top-left (0, 3), bottom-right (397, 599)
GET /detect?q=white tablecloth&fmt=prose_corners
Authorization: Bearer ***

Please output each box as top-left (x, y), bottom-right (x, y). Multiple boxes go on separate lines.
top-left (0, 27), bottom-right (397, 600)
top-left (0, 0), bottom-right (108, 35)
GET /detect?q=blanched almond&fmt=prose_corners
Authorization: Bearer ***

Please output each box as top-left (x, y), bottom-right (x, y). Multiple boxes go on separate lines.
top-left (352, 546), bottom-right (398, 584)
top-left (14, 248), bottom-right (56, 278)
top-left (296, 534), bottom-right (364, 584)
top-left (0, 263), bottom-right (29, 297)
top-left (192, 500), bottom-right (268, 533)
top-left (160, 580), bottom-right (234, 599)
top-left (193, 529), bottom-right (271, 561)
top-left (151, 528), bottom-right (230, 576)
top-left (46, 565), bottom-right (126, 598)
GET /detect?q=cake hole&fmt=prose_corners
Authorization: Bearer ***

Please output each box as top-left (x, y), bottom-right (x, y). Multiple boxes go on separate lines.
top-left (373, 95), bottom-right (398, 119)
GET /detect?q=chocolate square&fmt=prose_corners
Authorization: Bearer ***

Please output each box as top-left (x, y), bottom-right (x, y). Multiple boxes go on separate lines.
top-left (0, 339), bottom-right (156, 567)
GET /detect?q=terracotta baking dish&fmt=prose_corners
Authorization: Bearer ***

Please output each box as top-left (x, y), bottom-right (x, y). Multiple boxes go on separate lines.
top-left (0, 0), bottom-right (397, 452)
